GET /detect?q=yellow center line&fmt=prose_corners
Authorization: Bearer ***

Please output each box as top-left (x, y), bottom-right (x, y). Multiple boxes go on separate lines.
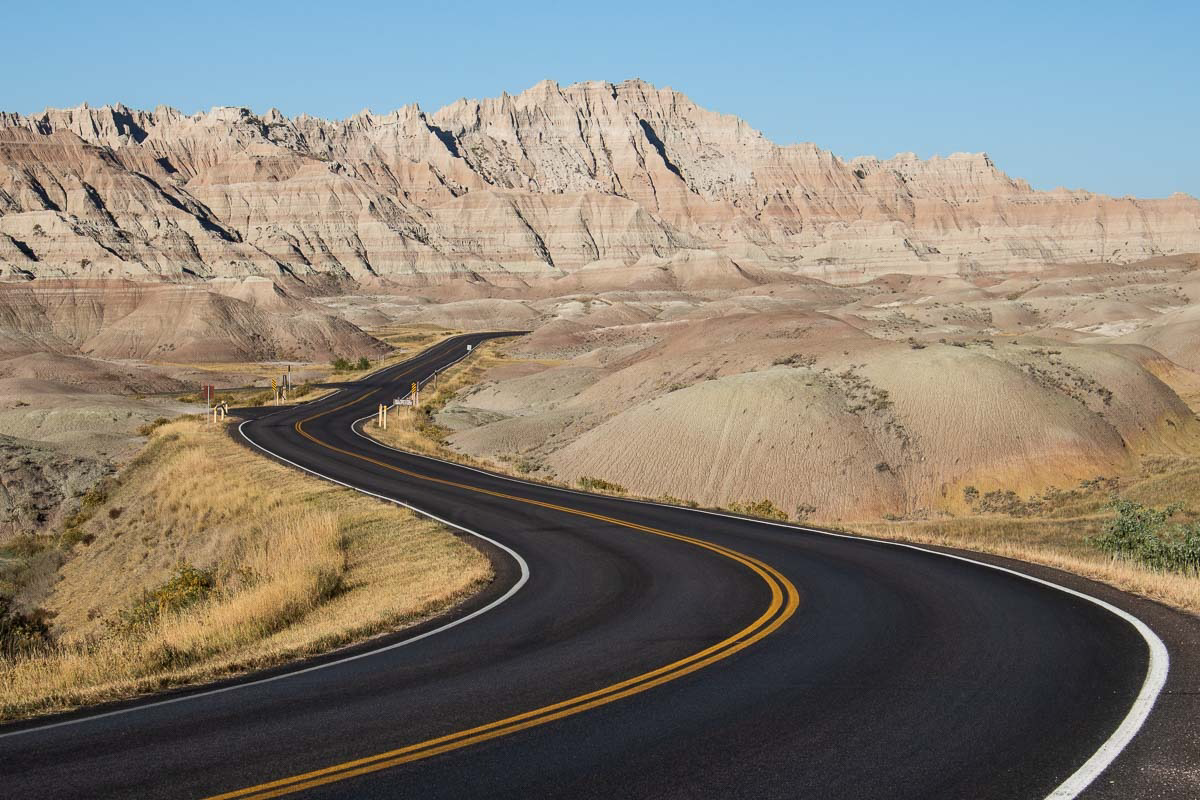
top-left (206, 364), bottom-right (801, 800)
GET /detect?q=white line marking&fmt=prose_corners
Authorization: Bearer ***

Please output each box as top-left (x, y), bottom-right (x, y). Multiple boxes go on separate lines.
top-left (356, 410), bottom-right (1169, 800)
top-left (0, 415), bottom-right (529, 741)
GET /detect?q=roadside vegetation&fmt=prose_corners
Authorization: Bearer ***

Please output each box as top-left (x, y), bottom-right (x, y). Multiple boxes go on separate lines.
top-left (1091, 498), bottom-right (1200, 574)
top-left (0, 417), bottom-right (490, 722)
top-left (858, 455), bottom-right (1200, 613)
top-left (577, 476), bottom-right (627, 494)
top-left (331, 356), bottom-right (372, 372)
top-left (169, 325), bottom-right (462, 408)
top-left (368, 339), bottom-right (512, 461)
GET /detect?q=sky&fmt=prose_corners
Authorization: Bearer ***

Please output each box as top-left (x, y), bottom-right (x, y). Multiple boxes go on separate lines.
top-left (5, 0), bottom-right (1197, 198)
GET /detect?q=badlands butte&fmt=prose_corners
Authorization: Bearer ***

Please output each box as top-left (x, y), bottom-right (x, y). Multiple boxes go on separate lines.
top-left (1, 78), bottom-right (1200, 530)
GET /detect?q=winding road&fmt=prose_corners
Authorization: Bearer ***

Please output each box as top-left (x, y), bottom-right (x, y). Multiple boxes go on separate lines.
top-left (0, 333), bottom-right (1180, 799)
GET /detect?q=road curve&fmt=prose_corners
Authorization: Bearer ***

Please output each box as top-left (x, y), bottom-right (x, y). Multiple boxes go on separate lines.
top-left (0, 333), bottom-right (1169, 799)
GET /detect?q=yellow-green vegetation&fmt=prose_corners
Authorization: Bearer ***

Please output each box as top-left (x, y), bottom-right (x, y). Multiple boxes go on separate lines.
top-left (725, 499), bottom-right (789, 521)
top-left (577, 476), bottom-right (627, 494)
top-left (0, 418), bottom-right (490, 722)
top-left (857, 456), bottom-right (1200, 613)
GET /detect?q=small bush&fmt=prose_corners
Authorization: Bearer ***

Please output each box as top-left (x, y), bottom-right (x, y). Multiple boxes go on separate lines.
top-left (963, 486), bottom-right (980, 504)
top-left (137, 417), bottom-right (172, 437)
top-left (331, 357), bottom-right (353, 372)
top-left (772, 353), bottom-right (816, 368)
top-left (1090, 499), bottom-right (1200, 574)
top-left (578, 476), bottom-right (627, 494)
top-left (0, 598), bottom-right (51, 659)
top-left (727, 499), bottom-right (789, 521)
top-left (794, 504), bottom-right (817, 521)
top-left (356, 356), bottom-right (371, 371)
top-left (59, 527), bottom-right (94, 548)
top-left (115, 563), bottom-right (217, 634)
top-left (58, 477), bottom-right (116, 550)
top-left (514, 458), bottom-right (541, 474)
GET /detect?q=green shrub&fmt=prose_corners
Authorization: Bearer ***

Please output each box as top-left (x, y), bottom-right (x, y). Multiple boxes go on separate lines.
top-left (578, 476), bottom-right (627, 494)
top-left (794, 503), bottom-right (817, 521)
top-left (331, 357), bottom-right (353, 372)
top-left (115, 563), bottom-right (217, 633)
top-left (1090, 499), bottom-right (1200, 574)
top-left (356, 356), bottom-right (371, 371)
top-left (727, 499), bottom-right (789, 521)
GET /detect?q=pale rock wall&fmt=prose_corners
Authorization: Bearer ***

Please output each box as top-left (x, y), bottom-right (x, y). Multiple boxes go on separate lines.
top-left (1, 80), bottom-right (1197, 284)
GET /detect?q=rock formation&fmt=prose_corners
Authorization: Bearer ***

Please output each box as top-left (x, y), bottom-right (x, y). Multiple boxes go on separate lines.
top-left (1, 80), bottom-right (1196, 285)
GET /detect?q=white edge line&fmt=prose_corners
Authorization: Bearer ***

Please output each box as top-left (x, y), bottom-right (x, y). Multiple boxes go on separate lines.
top-left (354, 411), bottom-right (1169, 800)
top-left (0, 416), bottom-right (530, 742)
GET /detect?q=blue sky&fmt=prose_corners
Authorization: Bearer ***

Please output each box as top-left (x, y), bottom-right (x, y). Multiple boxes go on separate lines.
top-left (6, 1), bottom-right (1197, 197)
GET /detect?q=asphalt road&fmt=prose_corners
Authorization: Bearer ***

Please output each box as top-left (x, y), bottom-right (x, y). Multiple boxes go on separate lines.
top-left (0, 333), bottom-right (1183, 799)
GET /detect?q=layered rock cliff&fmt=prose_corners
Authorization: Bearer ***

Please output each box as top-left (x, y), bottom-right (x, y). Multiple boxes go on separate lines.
top-left (2, 79), bottom-right (1197, 284)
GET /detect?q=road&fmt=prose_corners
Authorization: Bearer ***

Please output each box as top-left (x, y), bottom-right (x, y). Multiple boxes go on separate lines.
top-left (0, 333), bottom-right (1178, 799)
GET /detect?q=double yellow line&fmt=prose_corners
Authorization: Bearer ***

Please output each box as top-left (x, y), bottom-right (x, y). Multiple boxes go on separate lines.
top-left (208, 369), bottom-right (801, 799)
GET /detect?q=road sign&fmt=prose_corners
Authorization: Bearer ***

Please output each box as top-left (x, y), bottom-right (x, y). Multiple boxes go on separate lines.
top-left (201, 384), bottom-right (214, 405)
top-left (467, 344), bottom-right (473, 352)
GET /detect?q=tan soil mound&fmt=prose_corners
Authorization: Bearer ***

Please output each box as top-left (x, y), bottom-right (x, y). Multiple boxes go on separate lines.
top-left (0, 352), bottom-right (185, 394)
top-left (0, 280), bottom-right (386, 362)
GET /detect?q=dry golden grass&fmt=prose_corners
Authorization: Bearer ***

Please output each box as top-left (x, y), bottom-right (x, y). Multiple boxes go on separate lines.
top-left (853, 456), bottom-right (1200, 614)
top-left (0, 418), bottom-right (490, 721)
top-left (163, 326), bottom-right (463, 406)
top-left (855, 517), bottom-right (1200, 614)
top-left (372, 324), bottom-right (461, 351)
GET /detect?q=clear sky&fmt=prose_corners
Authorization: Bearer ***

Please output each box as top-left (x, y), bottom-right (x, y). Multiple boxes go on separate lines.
top-left (6, 0), bottom-right (1197, 198)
